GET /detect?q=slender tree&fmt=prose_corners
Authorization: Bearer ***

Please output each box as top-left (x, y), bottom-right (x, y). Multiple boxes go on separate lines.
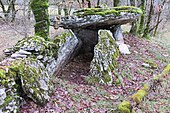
top-left (143, 0), bottom-right (154, 38)
top-left (130, 0), bottom-right (138, 35)
top-left (97, 0), bottom-right (100, 7)
top-left (30, 0), bottom-right (50, 40)
top-left (114, 0), bottom-right (120, 7)
top-left (137, 0), bottom-right (145, 35)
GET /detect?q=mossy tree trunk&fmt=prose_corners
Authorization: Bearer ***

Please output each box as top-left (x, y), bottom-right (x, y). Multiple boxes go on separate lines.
top-left (137, 0), bottom-right (145, 35)
top-left (130, 0), bottom-right (138, 35)
top-left (143, 0), bottom-right (153, 38)
top-left (30, 0), bottom-right (50, 40)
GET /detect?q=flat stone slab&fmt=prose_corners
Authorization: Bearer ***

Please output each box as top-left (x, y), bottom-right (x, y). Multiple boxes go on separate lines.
top-left (61, 6), bottom-right (142, 29)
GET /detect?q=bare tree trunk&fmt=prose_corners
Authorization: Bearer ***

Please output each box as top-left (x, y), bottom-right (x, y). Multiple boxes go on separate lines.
top-left (97, 0), bottom-right (100, 7)
top-left (153, 0), bottom-right (166, 36)
top-left (76, 0), bottom-right (82, 8)
top-left (82, 0), bottom-right (85, 8)
top-left (0, 0), bottom-right (6, 14)
top-left (86, 0), bottom-right (91, 8)
top-left (0, 0), bottom-right (16, 21)
top-left (114, 0), bottom-right (120, 7)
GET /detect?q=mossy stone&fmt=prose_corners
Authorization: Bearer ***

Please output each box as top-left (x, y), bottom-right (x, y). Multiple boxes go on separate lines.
top-left (89, 30), bottom-right (119, 84)
top-left (118, 101), bottom-right (131, 113)
top-left (74, 6), bottom-right (142, 17)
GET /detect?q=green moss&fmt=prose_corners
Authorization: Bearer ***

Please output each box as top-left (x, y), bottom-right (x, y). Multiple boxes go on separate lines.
top-left (30, 0), bottom-right (50, 40)
top-left (144, 60), bottom-right (158, 69)
top-left (54, 31), bottom-right (72, 45)
top-left (118, 101), bottom-right (131, 113)
top-left (0, 69), bottom-right (6, 78)
top-left (162, 64), bottom-right (170, 75)
top-left (142, 84), bottom-right (149, 91)
top-left (153, 64), bottom-right (170, 80)
top-left (74, 6), bottom-right (142, 17)
top-left (0, 95), bottom-right (13, 109)
top-left (131, 89), bottom-right (147, 104)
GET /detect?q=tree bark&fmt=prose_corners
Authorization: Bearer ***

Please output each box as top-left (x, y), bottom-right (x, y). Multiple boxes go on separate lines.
top-left (153, 0), bottom-right (166, 36)
top-left (130, 0), bottom-right (137, 35)
top-left (30, 0), bottom-right (50, 40)
top-left (86, 0), bottom-right (91, 8)
top-left (137, 0), bottom-right (145, 35)
top-left (143, 0), bottom-right (153, 38)
top-left (97, 0), bottom-right (100, 7)
top-left (114, 0), bottom-right (120, 7)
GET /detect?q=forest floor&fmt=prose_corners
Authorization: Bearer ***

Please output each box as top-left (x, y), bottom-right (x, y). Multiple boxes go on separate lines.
top-left (0, 20), bottom-right (170, 112)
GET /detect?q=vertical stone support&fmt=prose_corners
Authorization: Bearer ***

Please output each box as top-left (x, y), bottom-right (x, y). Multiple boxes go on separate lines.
top-left (110, 25), bottom-right (124, 44)
top-left (30, 0), bottom-right (50, 40)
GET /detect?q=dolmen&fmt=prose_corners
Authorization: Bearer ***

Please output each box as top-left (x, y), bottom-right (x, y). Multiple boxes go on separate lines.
top-left (0, 6), bottom-right (142, 112)
top-left (61, 6), bottom-right (142, 84)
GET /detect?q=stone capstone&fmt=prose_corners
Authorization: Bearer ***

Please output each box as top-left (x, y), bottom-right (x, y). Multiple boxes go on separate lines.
top-left (60, 6), bottom-right (142, 57)
top-left (61, 6), bottom-right (142, 29)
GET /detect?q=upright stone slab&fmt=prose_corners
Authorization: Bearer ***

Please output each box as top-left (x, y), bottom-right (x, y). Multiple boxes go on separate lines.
top-left (48, 30), bottom-right (80, 75)
top-left (89, 30), bottom-right (119, 84)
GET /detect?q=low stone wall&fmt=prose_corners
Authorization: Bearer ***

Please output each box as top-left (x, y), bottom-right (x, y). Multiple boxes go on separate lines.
top-left (0, 31), bottom-right (79, 112)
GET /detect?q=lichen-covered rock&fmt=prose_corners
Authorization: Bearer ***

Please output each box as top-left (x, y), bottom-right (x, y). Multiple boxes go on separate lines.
top-left (61, 6), bottom-right (142, 29)
top-left (48, 30), bottom-right (79, 75)
top-left (89, 30), bottom-right (119, 84)
top-left (11, 58), bottom-right (53, 106)
top-left (0, 57), bottom-right (54, 112)
top-left (118, 101), bottom-right (131, 113)
top-left (0, 64), bottom-right (22, 113)
top-left (1, 31), bottom-right (80, 112)
top-left (4, 36), bottom-right (58, 68)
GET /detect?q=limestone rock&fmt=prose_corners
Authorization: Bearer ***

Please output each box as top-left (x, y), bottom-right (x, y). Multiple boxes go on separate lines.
top-left (117, 43), bottom-right (131, 54)
top-left (11, 53), bottom-right (27, 59)
top-left (14, 58), bottom-right (53, 106)
top-left (61, 6), bottom-right (142, 29)
top-left (47, 30), bottom-right (79, 75)
top-left (0, 68), bottom-right (21, 113)
top-left (89, 30), bottom-right (119, 84)
top-left (17, 50), bottom-right (32, 55)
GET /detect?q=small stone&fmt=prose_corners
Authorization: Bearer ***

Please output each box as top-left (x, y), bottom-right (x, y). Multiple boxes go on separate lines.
top-left (0, 88), bottom-right (6, 105)
top-left (39, 79), bottom-right (48, 91)
top-left (11, 53), bottom-right (27, 59)
top-left (37, 55), bottom-right (44, 60)
top-left (17, 50), bottom-right (32, 55)
top-left (142, 63), bottom-right (150, 68)
top-left (3, 49), bottom-right (12, 53)
top-left (118, 43), bottom-right (131, 55)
